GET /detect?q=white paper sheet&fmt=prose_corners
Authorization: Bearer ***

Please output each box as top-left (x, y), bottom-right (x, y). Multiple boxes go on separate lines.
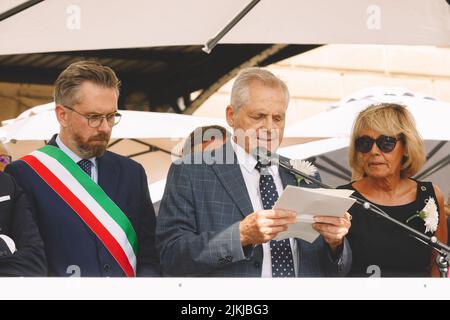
top-left (273, 186), bottom-right (356, 243)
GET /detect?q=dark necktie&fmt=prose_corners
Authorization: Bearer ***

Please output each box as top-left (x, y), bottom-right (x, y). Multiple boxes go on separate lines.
top-left (255, 161), bottom-right (295, 277)
top-left (77, 159), bottom-right (93, 177)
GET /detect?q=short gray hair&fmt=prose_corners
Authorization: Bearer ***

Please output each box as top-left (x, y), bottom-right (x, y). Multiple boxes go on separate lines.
top-left (230, 67), bottom-right (290, 112)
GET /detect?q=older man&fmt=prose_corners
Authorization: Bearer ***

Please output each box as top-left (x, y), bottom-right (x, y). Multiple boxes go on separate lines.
top-left (6, 61), bottom-right (160, 277)
top-left (156, 67), bottom-right (351, 277)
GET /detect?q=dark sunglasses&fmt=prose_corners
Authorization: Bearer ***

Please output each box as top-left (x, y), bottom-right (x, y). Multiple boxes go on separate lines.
top-left (0, 154), bottom-right (11, 165)
top-left (355, 135), bottom-right (400, 153)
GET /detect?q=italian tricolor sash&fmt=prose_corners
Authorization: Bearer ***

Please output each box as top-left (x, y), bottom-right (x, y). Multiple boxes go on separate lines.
top-left (20, 145), bottom-right (137, 277)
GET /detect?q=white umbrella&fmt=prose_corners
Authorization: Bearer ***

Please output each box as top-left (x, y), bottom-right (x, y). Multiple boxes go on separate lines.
top-left (1, 0), bottom-right (449, 55)
top-left (1, 101), bottom-right (55, 125)
top-left (1, 102), bottom-right (229, 140)
top-left (285, 87), bottom-right (450, 141)
top-left (0, 102), bottom-right (229, 158)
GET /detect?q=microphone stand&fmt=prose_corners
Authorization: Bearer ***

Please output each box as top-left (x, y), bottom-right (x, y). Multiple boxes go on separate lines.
top-left (275, 156), bottom-right (450, 278)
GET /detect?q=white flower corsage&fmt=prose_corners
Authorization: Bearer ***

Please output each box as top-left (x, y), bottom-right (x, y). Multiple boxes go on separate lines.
top-left (289, 159), bottom-right (318, 185)
top-left (406, 196), bottom-right (439, 233)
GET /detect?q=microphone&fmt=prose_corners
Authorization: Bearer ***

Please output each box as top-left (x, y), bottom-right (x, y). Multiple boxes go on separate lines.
top-left (253, 146), bottom-right (329, 188)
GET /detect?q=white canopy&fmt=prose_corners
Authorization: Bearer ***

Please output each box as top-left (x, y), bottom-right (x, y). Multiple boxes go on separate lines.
top-left (1, 0), bottom-right (450, 55)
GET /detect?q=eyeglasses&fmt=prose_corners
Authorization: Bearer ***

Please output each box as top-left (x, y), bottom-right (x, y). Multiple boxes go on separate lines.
top-left (63, 105), bottom-right (121, 128)
top-left (0, 154), bottom-right (11, 165)
top-left (355, 135), bottom-right (400, 153)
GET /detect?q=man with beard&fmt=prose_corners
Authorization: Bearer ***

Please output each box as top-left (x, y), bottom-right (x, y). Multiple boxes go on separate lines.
top-left (6, 61), bottom-right (160, 277)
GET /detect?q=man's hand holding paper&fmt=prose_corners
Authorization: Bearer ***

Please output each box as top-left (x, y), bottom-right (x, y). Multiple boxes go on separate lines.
top-left (273, 186), bottom-right (355, 251)
top-left (312, 212), bottom-right (352, 252)
top-left (239, 209), bottom-right (297, 246)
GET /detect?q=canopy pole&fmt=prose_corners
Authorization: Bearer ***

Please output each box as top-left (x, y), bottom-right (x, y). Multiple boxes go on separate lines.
top-left (107, 138), bottom-right (123, 149)
top-left (317, 155), bottom-right (352, 178)
top-left (127, 146), bottom-right (180, 158)
top-left (129, 138), bottom-right (181, 157)
top-left (0, 0), bottom-right (44, 22)
top-left (420, 157), bottom-right (450, 180)
top-left (414, 154), bottom-right (450, 180)
top-left (312, 162), bottom-right (352, 182)
top-left (202, 0), bottom-right (261, 54)
top-left (426, 141), bottom-right (447, 161)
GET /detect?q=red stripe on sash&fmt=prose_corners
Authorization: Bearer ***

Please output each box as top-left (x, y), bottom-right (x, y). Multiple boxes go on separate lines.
top-left (21, 155), bottom-right (135, 277)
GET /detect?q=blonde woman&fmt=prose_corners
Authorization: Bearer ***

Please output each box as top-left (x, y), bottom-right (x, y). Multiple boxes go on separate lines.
top-left (339, 103), bottom-right (447, 277)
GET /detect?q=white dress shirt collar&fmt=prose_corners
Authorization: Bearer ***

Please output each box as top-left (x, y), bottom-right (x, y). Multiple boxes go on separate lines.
top-left (55, 135), bottom-right (96, 165)
top-left (230, 137), bottom-right (280, 176)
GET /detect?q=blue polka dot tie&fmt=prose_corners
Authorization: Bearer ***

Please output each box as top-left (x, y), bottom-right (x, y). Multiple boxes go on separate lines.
top-left (77, 159), bottom-right (92, 178)
top-left (255, 161), bottom-right (295, 277)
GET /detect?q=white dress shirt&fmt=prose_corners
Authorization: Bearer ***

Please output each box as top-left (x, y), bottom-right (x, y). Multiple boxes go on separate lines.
top-left (55, 135), bottom-right (98, 183)
top-left (230, 138), bottom-right (298, 277)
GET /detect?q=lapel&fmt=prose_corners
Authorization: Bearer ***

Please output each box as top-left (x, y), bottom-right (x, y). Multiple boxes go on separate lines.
top-left (96, 152), bottom-right (120, 201)
top-left (47, 134), bottom-right (58, 147)
top-left (210, 142), bottom-right (254, 218)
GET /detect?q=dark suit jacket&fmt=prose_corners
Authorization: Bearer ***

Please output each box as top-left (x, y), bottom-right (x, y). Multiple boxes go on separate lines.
top-left (156, 142), bottom-right (351, 277)
top-left (5, 135), bottom-right (160, 277)
top-left (0, 172), bottom-right (46, 276)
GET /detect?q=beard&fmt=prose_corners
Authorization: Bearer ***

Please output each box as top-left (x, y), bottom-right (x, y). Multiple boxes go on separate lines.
top-left (71, 131), bottom-right (110, 158)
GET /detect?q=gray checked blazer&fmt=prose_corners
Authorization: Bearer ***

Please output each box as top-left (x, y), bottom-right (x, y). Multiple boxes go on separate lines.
top-left (156, 142), bottom-right (351, 277)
